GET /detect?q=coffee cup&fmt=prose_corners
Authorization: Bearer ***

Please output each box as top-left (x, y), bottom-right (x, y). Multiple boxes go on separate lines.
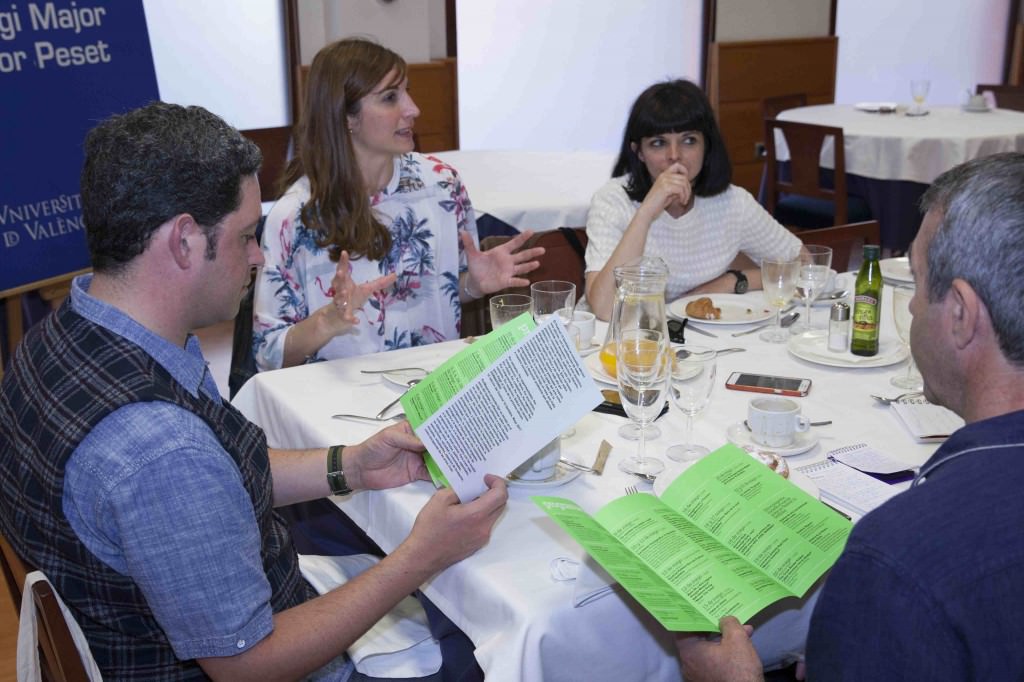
top-left (570, 310), bottom-right (596, 349)
top-left (510, 437), bottom-right (560, 481)
top-left (967, 93), bottom-right (987, 110)
top-left (747, 397), bottom-right (810, 448)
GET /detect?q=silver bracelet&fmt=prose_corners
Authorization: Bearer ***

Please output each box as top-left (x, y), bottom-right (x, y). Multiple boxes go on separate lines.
top-left (462, 276), bottom-right (482, 299)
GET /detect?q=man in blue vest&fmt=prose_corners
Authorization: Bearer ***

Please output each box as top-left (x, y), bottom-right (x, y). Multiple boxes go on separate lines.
top-left (675, 152), bottom-right (1024, 681)
top-left (0, 102), bottom-right (507, 681)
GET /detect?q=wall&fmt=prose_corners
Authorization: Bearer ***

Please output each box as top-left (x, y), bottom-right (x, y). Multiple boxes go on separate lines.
top-left (834, 0), bottom-right (1011, 106)
top-left (142, 0), bottom-right (289, 130)
top-left (298, 0), bottom-right (448, 64)
top-left (715, 0), bottom-right (830, 41)
top-left (456, 0), bottom-right (704, 152)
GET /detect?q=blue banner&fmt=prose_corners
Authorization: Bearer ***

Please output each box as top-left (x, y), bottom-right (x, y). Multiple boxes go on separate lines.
top-left (0, 0), bottom-right (158, 292)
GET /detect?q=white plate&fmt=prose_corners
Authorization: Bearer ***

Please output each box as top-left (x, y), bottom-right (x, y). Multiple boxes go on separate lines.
top-left (653, 456), bottom-right (820, 498)
top-left (584, 352), bottom-right (617, 385)
top-left (668, 294), bottom-right (774, 325)
top-left (854, 102), bottom-right (898, 113)
top-left (725, 422), bottom-right (820, 457)
top-left (787, 331), bottom-right (908, 368)
top-left (879, 257), bottom-right (913, 283)
top-left (382, 368), bottom-right (428, 388)
top-left (506, 458), bottom-right (582, 488)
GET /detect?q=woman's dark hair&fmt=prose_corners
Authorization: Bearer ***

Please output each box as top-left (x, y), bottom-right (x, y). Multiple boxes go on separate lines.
top-left (612, 79), bottom-right (731, 201)
top-left (282, 37), bottom-right (407, 262)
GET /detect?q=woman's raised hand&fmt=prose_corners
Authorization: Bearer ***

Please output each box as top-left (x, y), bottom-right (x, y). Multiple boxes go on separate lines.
top-left (460, 230), bottom-right (545, 297)
top-left (328, 250), bottom-right (397, 326)
top-left (642, 162), bottom-right (692, 216)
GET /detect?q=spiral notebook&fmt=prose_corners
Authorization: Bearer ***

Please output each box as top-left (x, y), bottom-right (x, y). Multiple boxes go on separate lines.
top-left (795, 447), bottom-right (912, 517)
top-left (890, 398), bottom-right (965, 442)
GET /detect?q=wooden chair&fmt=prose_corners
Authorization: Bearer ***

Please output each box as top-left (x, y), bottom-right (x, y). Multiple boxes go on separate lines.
top-left (762, 93), bottom-right (807, 121)
top-left (793, 220), bottom-right (881, 272)
top-left (460, 228), bottom-right (588, 337)
top-left (1, 532), bottom-right (91, 682)
top-left (240, 126), bottom-right (293, 202)
top-left (975, 84), bottom-right (1024, 111)
top-left (764, 118), bottom-right (873, 230)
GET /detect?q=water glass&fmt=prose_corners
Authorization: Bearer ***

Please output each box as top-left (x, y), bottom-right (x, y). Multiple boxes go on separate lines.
top-left (489, 293), bottom-right (532, 330)
top-left (792, 245), bottom-right (833, 334)
top-left (760, 257), bottom-right (800, 343)
top-left (890, 285), bottom-right (923, 390)
top-left (530, 280), bottom-right (576, 326)
top-left (616, 329), bottom-right (669, 477)
top-left (666, 347), bottom-right (717, 463)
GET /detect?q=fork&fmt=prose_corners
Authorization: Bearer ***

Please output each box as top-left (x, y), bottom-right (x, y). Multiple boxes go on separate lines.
top-left (624, 485), bottom-right (639, 496)
top-left (871, 391), bottom-right (923, 406)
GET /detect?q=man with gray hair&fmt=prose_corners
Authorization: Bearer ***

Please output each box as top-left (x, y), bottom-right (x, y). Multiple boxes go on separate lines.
top-left (676, 152), bottom-right (1024, 681)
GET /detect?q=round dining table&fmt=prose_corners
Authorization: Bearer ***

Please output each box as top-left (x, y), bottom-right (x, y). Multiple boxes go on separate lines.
top-left (232, 282), bottom-right (943, 682)
top-left (774, 104), bottom-right (1024, 252)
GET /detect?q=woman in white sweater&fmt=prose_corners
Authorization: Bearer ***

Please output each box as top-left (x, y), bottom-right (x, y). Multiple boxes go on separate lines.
top-left (585, 79), bottom-right (801, 319)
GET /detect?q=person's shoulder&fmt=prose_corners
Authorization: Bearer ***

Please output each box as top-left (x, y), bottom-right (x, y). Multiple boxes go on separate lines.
top-left (407, 152), bottom-right (458, 181)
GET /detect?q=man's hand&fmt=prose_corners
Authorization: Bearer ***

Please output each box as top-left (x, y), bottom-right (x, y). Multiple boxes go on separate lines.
top-left (343, 421), bottom-right (429, 491)
top-left (401, 475), bottom-right (509, 574)
top-left (461, 230), bottom-right (544, 297)
top-left (676, 616), bottom-right (764, 682)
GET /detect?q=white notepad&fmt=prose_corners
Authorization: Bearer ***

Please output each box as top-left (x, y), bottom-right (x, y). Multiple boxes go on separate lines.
top-left (890, 398), bottom-right (965, 442)
top-left (795, 457), bottom-right (909, 517)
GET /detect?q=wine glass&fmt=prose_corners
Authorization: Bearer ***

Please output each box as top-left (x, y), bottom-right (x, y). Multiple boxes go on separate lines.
top-left (791, 245), bottom-right (833, 334)
top-left (666, 346), bottom-right (717, 463)
top-left (890, 285), bottom-right (924, 390)
top-left (759, 257), bottom-right (800, 343)
top-left (616, 328), bottom-right (670, 477)
top-left (910, 79), bottom-right (930, 115)
top-left (489, 293), bottom-right (532, 330)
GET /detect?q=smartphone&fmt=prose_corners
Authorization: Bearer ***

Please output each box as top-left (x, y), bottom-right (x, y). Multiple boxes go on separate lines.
top-left (725, 372), bottom-right (811, 397)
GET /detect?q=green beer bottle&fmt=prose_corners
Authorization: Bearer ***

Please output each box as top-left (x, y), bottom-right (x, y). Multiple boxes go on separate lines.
top-left (851, 245), bottom-right (882, 356)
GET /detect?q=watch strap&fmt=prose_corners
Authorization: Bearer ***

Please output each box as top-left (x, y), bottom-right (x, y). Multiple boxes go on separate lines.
top-left (727, 269), bottom-right (748, 293)
top-left (326, 444), bottom-right (353, 496)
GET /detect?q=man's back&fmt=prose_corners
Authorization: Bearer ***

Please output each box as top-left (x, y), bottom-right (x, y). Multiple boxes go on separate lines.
top-left (807, 410), bottom-right (1024, 681)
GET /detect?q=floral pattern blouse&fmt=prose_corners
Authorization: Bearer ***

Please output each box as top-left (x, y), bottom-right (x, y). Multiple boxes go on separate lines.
top-left (252, 153), bottom-right (476, 370)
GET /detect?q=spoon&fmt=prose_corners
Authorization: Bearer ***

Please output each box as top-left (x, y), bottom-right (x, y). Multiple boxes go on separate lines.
top-left (676, 347), bottom-right (745, 360)
top-left (374, 378), bottom-right (422, 419)
top-left (870, 391), bottom-right (923, 406)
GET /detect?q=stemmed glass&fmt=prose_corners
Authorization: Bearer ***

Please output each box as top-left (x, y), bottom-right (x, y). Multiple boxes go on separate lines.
top-left (910, 79), bottom-right (930, 115)
top-left (666, 346), bottom-right (717, 463)
top-left (890, 285), bottom-right (924, 390)
top-left (616, 328), bottom-right (670, 477)
top-left (792, 245), bottom-right (833, 334)
top-left (759, 257), bottom-right (800, 343)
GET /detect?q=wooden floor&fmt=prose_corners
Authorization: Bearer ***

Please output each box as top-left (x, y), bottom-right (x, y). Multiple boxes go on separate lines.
top-left (0, 319), bottom-right (235, 679)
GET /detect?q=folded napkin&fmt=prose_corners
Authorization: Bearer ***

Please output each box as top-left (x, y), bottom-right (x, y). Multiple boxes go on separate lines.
top-left (298, 554), bottom-right (441, 678)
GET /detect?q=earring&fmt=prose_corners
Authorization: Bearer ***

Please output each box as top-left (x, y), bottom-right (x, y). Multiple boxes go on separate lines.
top-left (348, 127), bottom-right (354, 133)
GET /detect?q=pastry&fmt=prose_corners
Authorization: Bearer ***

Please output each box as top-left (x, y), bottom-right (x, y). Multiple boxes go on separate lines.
top-left (685, 296), bottom-right (721, 320)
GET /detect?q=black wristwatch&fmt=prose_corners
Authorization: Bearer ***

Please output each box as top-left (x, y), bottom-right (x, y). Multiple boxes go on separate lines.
top-left (326, 445), bottom-right (353, 496)
top-left (728, 269), bottom-right (749, 294)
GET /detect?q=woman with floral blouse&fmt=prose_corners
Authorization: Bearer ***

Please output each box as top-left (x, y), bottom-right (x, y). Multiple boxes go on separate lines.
top-left (253, 38), bottom-right (542, 369)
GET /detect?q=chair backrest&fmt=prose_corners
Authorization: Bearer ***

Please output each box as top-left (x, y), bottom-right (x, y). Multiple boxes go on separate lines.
top-left (975, 83), bottom-right (1024, 111)
top-left (241, 126), bottom-right (293, 203)
top-left (1, 532), bottom-right (91, 682)
top-left (793, 220), bottom-right (881, 272)
top-left (460, 228), bottom-right (589, 337)
top-left (762, 93), bottom-right (808, 121)
top-left (764, 118), bottom-right (849, 225)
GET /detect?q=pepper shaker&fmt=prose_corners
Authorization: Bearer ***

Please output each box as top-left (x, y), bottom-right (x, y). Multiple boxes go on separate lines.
top-left (828, 302), bottom-right (850, 352)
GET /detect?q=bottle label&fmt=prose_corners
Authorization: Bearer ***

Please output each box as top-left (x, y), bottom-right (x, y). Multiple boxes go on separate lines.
top-left (852, 295), bottom-right (879, 337)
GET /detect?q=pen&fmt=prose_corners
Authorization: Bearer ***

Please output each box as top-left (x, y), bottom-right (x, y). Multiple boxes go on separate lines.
top-left (821, 501), bottom-right (852, 520)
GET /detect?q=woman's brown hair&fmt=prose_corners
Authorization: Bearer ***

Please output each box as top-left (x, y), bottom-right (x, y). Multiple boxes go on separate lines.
top-left (281, 38), bottom-right (407, 261)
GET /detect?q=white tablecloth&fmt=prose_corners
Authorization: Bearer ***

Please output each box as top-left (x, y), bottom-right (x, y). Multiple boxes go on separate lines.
top-left (232, 289), bottom-right (939, 681)
top-left (775, 105), bottom-right (1024, 184)
top-left (430, 150), bottom-right (616, 232)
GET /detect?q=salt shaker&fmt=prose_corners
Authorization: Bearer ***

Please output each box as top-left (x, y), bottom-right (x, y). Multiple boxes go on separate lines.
top-left (828, 302), bottom-right (850, 352)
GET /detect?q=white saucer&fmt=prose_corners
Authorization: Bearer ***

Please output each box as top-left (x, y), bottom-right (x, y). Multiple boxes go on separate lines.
top-left (962, 105), bottom-right (991, 113)
top-left (506, 458), bottom-right (583, 488)
top-left (583, 352), bottom-right (617, 385)
top-left (725, 422), bottom-right (819, 457)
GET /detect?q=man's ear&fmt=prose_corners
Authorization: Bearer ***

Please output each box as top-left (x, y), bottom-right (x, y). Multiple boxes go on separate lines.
top-left (166, 213), bottom-right (201, 270)
top-left (948, 278), bottom-right (981, 350)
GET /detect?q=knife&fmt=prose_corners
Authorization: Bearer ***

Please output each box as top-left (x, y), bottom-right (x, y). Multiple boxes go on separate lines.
top-left (681, 318), bottom-right (719, 339)
top-left (731, 309), bottom-right (799, 338)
